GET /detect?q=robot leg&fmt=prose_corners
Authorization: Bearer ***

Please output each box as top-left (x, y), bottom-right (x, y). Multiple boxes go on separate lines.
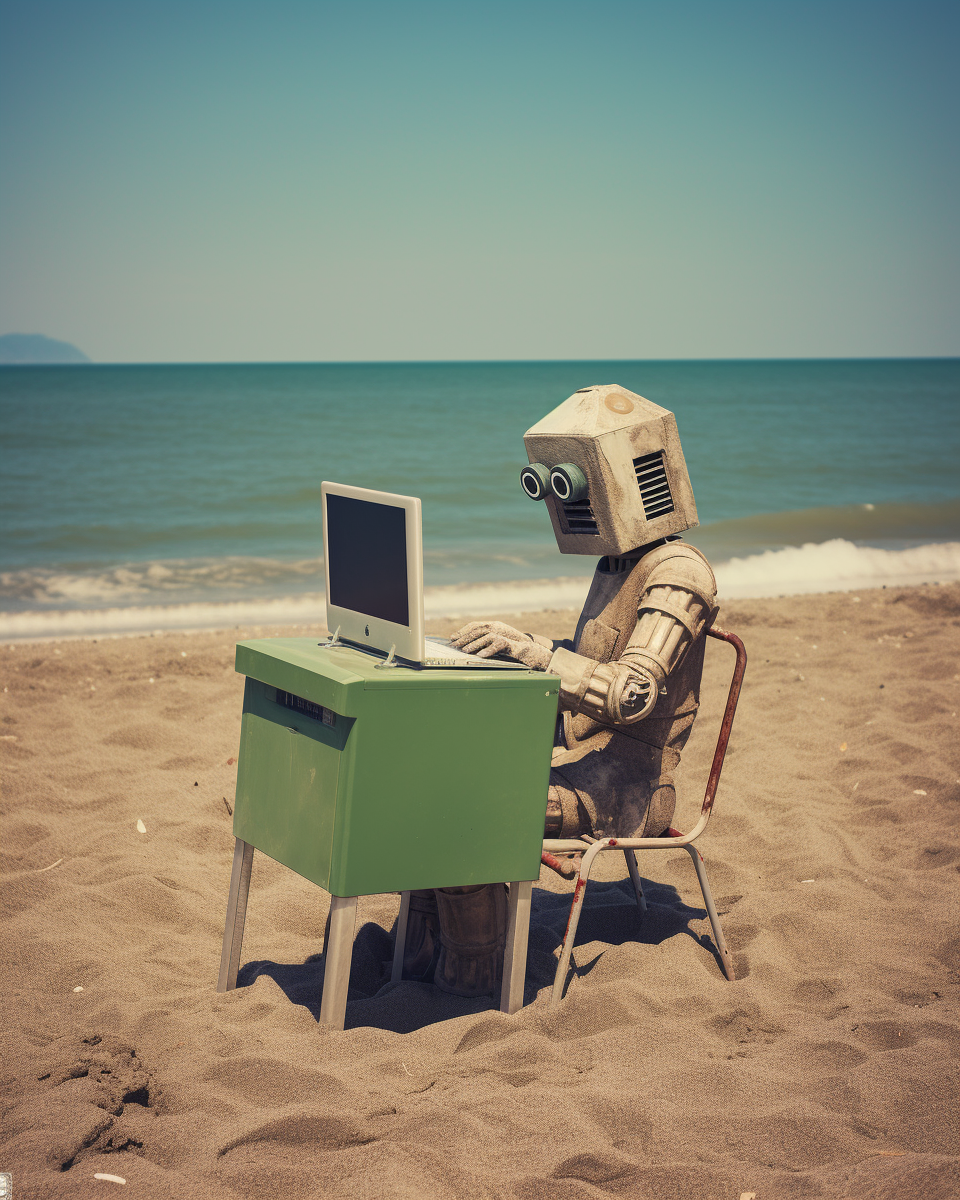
top-left (543, 769), bottom-right (596, 837)
top-left (434, 884), bottom-right (507, 997)
top-left (401, 889), bottom-right (440, 980)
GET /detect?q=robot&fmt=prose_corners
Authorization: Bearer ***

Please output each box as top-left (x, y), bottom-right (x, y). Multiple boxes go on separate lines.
top-left (403, 384), bottom-right (718, 997)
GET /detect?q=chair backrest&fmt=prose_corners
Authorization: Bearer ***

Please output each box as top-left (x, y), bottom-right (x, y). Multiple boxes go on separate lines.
top-left (698, 625), bottom-right (747, 822)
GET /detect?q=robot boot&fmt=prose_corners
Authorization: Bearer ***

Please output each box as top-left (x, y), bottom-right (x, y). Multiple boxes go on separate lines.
top-left (401, 889), bottom-right (439, 980)
top-left (434, 884), bottom-right (507, 997)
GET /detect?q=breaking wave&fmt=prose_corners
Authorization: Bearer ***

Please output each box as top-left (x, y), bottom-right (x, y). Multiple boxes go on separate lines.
top-left (1, 541), bottom-right (958, 641)
top-left (0, 556), bottom-right (324, 608)
top-left (713, 538), bottom-right (960, 599)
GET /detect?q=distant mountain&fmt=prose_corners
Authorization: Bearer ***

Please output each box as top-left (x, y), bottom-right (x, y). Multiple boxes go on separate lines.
top-left (0, 333), bottom-right (91, 364)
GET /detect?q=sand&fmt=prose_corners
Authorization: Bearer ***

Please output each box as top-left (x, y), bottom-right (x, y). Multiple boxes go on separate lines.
top-left (2, 584), bottom-right (958, 1199)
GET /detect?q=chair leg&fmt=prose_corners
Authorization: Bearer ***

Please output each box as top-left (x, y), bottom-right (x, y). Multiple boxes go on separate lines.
top-left (217, 838), bottom-right (254, 992)
top-left (500, 880), bottom-right (532, 1015)
top-left (683, 844), bottom-right (735, 981)
top-left (390, 892), bottom-right (412, 983)
top-left (551, 869), bottom-right (593, 1009)
top-left (319, 895), bottom-right (358, 1030)
top-left (624, 849), bottom-right (647, 916)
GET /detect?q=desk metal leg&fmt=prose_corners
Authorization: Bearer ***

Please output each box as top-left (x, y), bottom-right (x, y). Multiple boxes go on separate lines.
top-left (390, 892), bottom-right (411, 983)
top-left (500, 880), bottom-right (532, 1015)
top-left (319, 895), bottom-right (358, 1030)
top-left (217, 838), bottom-right (254, 992)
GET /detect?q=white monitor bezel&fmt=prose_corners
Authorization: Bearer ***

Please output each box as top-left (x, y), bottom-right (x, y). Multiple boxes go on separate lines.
top-left (321, 481), bottom-right (424, 663)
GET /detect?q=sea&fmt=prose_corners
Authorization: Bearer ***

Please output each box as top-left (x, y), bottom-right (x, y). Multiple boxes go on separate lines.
top-left (1, 359), bottom-right (958, 641)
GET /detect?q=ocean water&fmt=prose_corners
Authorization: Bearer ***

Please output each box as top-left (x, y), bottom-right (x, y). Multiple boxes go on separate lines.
top-left (1, 359), bottom-right (958, 638)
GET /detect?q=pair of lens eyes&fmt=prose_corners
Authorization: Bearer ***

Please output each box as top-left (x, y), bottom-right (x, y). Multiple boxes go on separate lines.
top-left (520, 463), bottom-right (588, 503)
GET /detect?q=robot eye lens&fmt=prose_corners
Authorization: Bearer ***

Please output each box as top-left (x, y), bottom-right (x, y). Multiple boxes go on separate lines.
top-left (550, 472), bottom-right (570, 500)
top-left (549, 464), bottom-right (588, 503)
top-left (520, 464), bottom-right (551, 500)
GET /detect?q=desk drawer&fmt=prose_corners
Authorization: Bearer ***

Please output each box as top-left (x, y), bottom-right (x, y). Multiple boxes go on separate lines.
top-left (233, 680), bottom-right (347, 890)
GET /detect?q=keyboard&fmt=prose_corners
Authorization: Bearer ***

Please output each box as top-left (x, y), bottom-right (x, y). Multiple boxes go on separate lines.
top-left (422, 636), bottom-right (528, 669)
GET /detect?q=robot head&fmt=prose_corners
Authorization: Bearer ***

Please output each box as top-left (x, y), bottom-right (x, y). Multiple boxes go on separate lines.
top-left (521, 384), bottom-right (698, 556)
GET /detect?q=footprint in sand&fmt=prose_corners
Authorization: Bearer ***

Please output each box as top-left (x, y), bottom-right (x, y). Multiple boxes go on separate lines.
top-left (32, 1034), bottom-right (162, 1171)
top-left (101, 724), bottom-right (166, 751)
top-left (914, 845), bottom-right (958, 869)
top-left (779, 1039), bottom-right (868, 1073)
top-left (157, 755), bottom-right (205, 771)
top-left (552, 1152), bottom-right (638, 1187)
top-left (722, 921), bottom-right (758, 978)
top-left (204, 1057), bottom-right (346, 1109)
top-left (849, 1020), bottom-right (919, 1050)
top-left (709, 1006), bottom-right (784, 1048)
top-left (220, 1113), bottom-right (374, 1161)
top-left (791, 977), bottom-right (848, 1019)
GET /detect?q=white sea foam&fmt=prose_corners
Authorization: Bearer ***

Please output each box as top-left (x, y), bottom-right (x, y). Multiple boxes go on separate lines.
top-left (1, 541), bottom-right (958, 642)
top-left (0, 557), bottom-right (321, 605)
top-left (0, 596), bottom-right (328, 642)
top-left (714, 538), bottom-right (960, 598)
top-left (0, 578), bottom-right (596, 642)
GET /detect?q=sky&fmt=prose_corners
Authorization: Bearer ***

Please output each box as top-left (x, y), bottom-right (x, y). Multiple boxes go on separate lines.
top-left (0, 0), bottom-right (957, 363)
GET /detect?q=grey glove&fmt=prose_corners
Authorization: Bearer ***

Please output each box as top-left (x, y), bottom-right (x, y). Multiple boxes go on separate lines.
top-left (450, 621), bottom-right (552, 671)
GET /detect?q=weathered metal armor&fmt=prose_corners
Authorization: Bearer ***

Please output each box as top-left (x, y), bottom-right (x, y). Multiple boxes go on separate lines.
top-left (540, 539), bottom-right (716, 839)
top-left (408, 384), bottom-right (716, 996)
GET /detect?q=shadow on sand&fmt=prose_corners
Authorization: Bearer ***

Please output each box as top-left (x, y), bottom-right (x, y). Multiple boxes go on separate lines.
top-left (236, 875), bottom-right (722, 1034)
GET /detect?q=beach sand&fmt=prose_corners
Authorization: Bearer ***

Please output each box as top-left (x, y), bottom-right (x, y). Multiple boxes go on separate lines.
top-left (2, 585), bottom-right (958, 1199)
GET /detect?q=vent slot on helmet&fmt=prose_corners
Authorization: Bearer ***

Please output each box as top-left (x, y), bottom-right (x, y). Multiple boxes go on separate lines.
top-left (634, 451), bottom-right (675, 520)
top-left (561, 498), bottom-right (599, 536)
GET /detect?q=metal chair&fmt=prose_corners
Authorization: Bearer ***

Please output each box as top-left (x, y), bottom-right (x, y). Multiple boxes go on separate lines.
top-left (541, 624), bottom-right (746, 1007)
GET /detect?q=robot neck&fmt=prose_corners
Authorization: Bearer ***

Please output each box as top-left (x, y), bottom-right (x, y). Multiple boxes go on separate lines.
top-left (601, 534), bottom-right (683, 575)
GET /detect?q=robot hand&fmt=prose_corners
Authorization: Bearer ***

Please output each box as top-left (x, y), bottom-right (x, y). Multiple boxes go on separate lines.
top-left (450, 622), bottom-right (552, 670)
top-left (604, 663), bottom-right (660, 722)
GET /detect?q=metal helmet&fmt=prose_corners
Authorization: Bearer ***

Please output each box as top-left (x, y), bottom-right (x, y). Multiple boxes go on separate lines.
top-left (521, 383), bottom-right (698, 556)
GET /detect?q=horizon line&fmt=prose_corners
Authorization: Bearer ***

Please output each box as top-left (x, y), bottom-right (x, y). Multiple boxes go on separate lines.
top-left (2, 353), bottom-right (959, 368)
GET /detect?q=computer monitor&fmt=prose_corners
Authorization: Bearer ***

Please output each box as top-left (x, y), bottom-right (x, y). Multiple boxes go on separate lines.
top-left (321, 482), bottom-right (425, 662)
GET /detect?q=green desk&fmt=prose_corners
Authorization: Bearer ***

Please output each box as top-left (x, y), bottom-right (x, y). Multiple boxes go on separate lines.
top-left (216, 638), bottom-right (559, 1028)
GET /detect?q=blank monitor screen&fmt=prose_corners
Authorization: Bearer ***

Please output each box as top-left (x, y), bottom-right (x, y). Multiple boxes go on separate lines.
top-left (325, 493), bottom-right (410, 627)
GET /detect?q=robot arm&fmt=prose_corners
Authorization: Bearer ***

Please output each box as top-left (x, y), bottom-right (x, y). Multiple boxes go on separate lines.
top-left (548, 557), bottom-right (716, 726)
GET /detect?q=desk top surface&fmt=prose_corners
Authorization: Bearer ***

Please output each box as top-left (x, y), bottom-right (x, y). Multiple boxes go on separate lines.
top-left (236, 637), bottom-right (558, 713)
